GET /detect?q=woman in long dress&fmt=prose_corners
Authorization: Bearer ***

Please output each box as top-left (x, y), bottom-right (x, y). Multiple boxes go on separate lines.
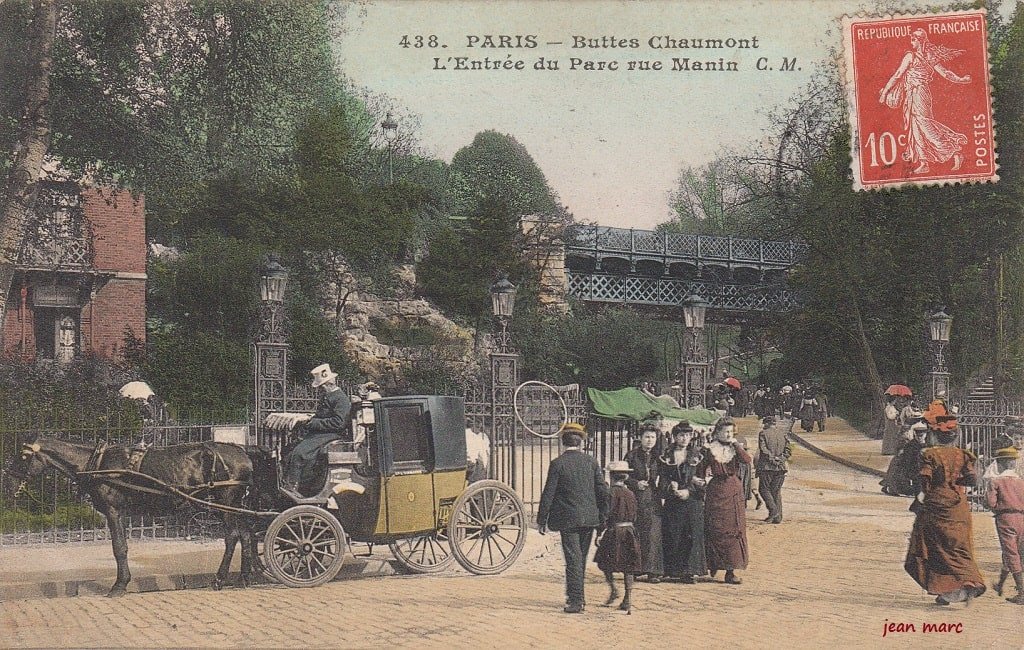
top-left (624, 424), bottom-right (664, 582)
top-left (658, 422), bottom-right (706, 582)
top-left (698, 417), bottom-right (752, 585)
top-left (881, 396), bottom-right (903, 456)
top-left (878, 28), bottom-right (972, 175)
top-left (904, 425), bottom-right (986, 605)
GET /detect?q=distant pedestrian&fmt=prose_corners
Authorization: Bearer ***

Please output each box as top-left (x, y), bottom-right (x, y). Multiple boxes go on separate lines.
top-left (881, 395), bottom-right (902, 455)
top-left (814, 389), bottom-right (829, 432)
top-left (985, 447), bottom-right (1024, 604)
top-left (756, 416), bottom-right (793, 523)
top-left (537, 422), bottom-right (610, 614)
top-left (904, 424), bottom-right (986, 605)
top-left (624, 424), bottom-right (664, 582)
top-left (699, 417), bottom-right (752, 584)
top-left (881, 420), bottom-right (929, 496)
top-left (594, 461), bottom-right (642, 614)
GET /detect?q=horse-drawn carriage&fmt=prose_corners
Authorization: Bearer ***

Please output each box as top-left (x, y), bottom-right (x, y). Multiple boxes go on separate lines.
top-left (5, 394), bottom-right (528, 594)
top-left (257, 394), bottom-right (527, 586)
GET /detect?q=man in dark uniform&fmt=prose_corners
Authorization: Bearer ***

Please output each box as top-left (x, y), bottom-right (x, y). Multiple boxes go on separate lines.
top-left (537, 422), bottom-right (609, 613)
top-left (283, 363), bottom-right (351, 494)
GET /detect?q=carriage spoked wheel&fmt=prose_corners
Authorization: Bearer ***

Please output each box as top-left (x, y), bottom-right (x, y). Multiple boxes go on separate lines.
top-left (447, 480), bottom-right (527, 575)
top-left (264, 506), bottom-right (347, 588)
top-left (388, 530), bottom-right (454, 574)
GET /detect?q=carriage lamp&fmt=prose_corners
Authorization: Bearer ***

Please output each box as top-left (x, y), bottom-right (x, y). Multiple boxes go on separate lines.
top-left (682, 293), bottom-right (709, 331)
top-left (260, 254), bottom-right (289, 303)
top-left (490, 274), bottom-right (517, 319)
top-left (928, 308), bottom-right (952, 342)
top-left (381, 112), bottom-right (398, 143)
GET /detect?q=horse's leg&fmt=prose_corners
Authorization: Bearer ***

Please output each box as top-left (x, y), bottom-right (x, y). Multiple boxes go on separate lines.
top-left (104, 508), bottom-right (131, 597)
top-left (236, 517), bottom-right (254, 588)
top-left (213, 522), bottom-right (239, 591)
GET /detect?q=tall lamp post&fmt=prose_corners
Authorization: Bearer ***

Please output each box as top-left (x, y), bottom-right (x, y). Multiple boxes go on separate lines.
top-left (489, 274), bottom-right (519, 487)
top-left (679, 293), bottom-right (710, 408)
top-left (927, 308), bottom-right (952, 401)
top-left (381, 112), bottom-right (398, 184)
top-left (254, 254), bottom-right (290, 447)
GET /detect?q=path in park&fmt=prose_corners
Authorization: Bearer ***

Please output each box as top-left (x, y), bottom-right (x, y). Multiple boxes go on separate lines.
top-left (1, 418), bottom-right (1021, 649)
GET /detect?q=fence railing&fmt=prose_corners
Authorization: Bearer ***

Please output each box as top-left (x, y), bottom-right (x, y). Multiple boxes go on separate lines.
top-left (0, 416), bottom-right (249, 545)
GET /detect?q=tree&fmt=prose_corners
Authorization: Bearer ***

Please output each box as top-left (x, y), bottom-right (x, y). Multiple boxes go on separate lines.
top-left (0, 0), bottom-right (57, 338)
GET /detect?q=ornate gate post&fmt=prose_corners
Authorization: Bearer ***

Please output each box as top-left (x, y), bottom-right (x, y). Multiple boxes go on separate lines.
top-left (254, 255), bottom-right (290, 447)
top-left (927, 308), bottom-right (952, 400)
top-left (490, 275), bottom-right (520, 489)
top-left (680, 293), bottom-right (710, 408)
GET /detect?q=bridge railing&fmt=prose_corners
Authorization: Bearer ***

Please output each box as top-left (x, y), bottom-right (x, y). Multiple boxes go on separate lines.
top-left (566, 272), bottom-right (798, 312)
top-left (565, 225), bottom-right (806, 265)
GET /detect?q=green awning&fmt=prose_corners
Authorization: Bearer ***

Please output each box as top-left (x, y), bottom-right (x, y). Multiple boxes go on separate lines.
top-left (587, 387), bottom-right (720, 425)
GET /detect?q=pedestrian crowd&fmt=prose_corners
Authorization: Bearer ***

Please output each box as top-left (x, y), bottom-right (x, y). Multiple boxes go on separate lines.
top-left (538, 413), bottom-right (794, 614)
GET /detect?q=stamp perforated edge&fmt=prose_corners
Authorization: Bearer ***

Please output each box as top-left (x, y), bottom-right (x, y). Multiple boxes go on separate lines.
top-left (840, 8), bottom-right (999, 192)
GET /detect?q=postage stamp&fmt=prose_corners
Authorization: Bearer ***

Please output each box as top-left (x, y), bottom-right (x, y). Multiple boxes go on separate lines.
top-left (842, 9), bottom-right (997, 190)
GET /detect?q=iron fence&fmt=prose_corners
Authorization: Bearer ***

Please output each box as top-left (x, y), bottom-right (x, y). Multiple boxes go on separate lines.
top-left (0, 412), bottom-right (250, 545)
top-left (955, 399), bottom-right (1023, 511)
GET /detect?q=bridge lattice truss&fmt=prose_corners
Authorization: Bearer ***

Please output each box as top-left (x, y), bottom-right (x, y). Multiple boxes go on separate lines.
top-left (564, 225), bottom-right (806, 315)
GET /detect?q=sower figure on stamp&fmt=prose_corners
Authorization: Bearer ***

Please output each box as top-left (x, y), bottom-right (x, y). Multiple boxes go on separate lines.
top-left (594, 460), bottom-right (642, 614)
top-left (283, 363), bottom-right (352, 495)
top-left (879, 28), bottom-right (971, 175)
top-left (537, 422), bottom-right (610, 614)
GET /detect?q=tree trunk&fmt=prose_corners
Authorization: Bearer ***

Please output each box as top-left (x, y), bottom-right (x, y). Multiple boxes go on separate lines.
top-left (847, 295), bottom-right (887, 433)
top-left (0, 0), bottom-right (58, 343)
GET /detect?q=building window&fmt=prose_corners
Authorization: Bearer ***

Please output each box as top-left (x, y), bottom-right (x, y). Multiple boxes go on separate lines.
top-left (33, 309), bottom-right (80, 363)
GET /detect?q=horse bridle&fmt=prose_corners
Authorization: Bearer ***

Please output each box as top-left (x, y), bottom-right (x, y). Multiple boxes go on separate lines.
top-left (8, 443), bottom-right (43, 497)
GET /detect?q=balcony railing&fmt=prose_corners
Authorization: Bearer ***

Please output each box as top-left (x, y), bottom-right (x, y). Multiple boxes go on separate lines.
top-left (19, 232), bottom-right (93, 270)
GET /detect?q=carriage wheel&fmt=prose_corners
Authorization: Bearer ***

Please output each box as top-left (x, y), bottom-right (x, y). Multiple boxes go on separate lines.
top-left (264, 506), bottom-right (347, 588)
top-left (389, 531), bottom-right (455, 574)
top-left (447, 480), bottom-right (527, 575)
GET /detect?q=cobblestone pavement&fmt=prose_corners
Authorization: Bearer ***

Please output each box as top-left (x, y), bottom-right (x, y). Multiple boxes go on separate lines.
top-left (3, 425), bottom-right (1024, 649)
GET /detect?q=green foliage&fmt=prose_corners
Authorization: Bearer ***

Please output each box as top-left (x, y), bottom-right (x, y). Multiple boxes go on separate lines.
top-left (0, 503), bottom-right (104, 533)
top-left (516, 305), bottom-right (668, 389)
top-left (449, 130), bottom-right (560, 218)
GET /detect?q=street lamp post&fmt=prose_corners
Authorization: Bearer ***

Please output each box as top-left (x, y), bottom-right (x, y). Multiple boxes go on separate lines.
top-left (381, 112), bottom-right (398, 184)
top-left (489, 274), bottom-right (519, 488)
top-left (679, 293), bottom-right (710, 408)
top-left (254, 254), bottom-right (290, 447)
top-left (927, 308), bottom-right (952, 401)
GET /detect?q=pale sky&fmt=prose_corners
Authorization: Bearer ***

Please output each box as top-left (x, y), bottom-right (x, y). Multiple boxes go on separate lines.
top-left (335, 0), bottom-right (1010, 229)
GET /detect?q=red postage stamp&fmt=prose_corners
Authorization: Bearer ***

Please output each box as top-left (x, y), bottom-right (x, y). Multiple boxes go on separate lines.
top-left (842, 10), bottom-right (997, 190)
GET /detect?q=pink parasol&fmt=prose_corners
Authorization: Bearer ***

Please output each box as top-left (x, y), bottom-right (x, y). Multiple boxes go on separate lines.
top-left (724, 377), bottom-right (741, 390)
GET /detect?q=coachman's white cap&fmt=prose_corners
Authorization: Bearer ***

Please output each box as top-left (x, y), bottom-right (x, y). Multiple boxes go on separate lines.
top-left (310, 363), bottom-right (338, 388)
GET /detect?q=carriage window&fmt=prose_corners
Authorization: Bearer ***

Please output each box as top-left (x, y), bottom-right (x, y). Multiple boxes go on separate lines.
top-left (387, 405), bottom-right (433, 468)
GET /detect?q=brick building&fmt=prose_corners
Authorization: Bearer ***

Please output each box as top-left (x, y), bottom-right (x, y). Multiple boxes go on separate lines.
top-left (1, 180), bottom-right (146, 363)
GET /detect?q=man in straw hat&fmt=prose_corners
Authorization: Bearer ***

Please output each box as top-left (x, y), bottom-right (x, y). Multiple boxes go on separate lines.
top-left (283, 363), bottom-right (352, 495)
top-left (904, 421), bottom-right (986, 605)
top-left (537, 422), bottom-right (610, 613)
top-left (985, 446), bottom-right (1024, 604)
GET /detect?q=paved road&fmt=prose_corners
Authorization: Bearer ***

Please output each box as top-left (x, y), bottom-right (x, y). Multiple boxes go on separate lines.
top-left (2, 425), bottom-right (1023, 649)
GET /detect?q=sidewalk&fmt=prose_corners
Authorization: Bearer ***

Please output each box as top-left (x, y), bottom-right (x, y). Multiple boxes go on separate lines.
top-left (0, 521), bottom-right (561, 602)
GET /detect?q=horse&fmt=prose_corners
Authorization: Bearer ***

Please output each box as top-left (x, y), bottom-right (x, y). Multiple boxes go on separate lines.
top-left (3, 435), bottom-right (261, 596)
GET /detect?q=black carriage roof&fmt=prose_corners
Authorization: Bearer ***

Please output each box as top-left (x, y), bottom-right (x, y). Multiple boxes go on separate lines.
top-left (375, 395), bottom-right (467, 471)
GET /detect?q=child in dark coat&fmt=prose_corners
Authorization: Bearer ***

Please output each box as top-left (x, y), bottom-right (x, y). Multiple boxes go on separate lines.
top-left (594, 460), bottom-right (642, 613)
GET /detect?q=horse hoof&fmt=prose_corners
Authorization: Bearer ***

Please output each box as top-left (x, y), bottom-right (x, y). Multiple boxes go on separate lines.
top-left (106, 587), bottom-right (127, 598)
top-left (236, 576), bottom-right (252, 589)
top-left (211, 578), bottom-right (224, 591)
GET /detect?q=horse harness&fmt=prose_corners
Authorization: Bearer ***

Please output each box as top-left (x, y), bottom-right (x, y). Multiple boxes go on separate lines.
top-left (18, 440), bottom-right (271, 516)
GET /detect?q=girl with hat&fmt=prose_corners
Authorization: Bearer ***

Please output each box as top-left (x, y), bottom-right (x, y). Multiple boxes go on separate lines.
top-left (623, 423), bottom-right (664, 583)
top-left (904, 423), bottom-right (986, 605)
top-left (593, 460), bottom-right (642, 613)
top-left (985, 447), bottom-right (1024, 604)
top-left (697, 417), bottom-right (752, 585)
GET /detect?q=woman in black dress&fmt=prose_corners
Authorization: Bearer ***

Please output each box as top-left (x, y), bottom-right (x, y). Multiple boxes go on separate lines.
top-left (624, 423), bottom-right (664, 582)
top-left (659, 422), bottom-right (707, 583)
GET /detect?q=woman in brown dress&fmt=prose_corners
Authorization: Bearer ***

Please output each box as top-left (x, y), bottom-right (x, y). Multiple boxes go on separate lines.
top-left (904, 425), bottom-right (986, 605)
top-left (698, 417), bottom-right (752, 584)
top-left (594, 460), bottom-right (642, 613)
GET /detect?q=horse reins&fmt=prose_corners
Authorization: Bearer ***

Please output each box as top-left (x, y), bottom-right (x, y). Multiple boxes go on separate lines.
top-left (14, 441), bottom-right (277, 517)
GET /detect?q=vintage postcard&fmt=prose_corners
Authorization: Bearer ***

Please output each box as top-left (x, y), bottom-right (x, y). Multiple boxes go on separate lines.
top-left (0, 1), bottom-right (1022, 648)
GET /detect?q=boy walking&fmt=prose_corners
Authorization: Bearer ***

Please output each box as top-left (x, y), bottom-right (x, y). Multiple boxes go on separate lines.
top-left (986, 447), bottom-right (1024, 604)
